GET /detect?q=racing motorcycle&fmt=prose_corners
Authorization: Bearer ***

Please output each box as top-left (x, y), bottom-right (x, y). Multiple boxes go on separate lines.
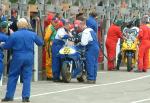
top-left (59, 38), bottom-right (86, 83)
top-left (117, 26), bottom-right (139, 71)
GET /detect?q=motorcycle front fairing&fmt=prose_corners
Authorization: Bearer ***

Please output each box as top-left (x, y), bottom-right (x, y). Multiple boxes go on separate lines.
top-left (121, 26), bottom-right (139, 69)
top-left (59, 45), bottom-right (80, 60)
top-left (59, 45), bottom-right (82, 78)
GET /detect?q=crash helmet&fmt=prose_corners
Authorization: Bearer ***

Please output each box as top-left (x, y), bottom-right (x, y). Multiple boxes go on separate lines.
top-left (124, 18), bottom-right (133, 28)
top-left (141, 15), bottom-right (149, 24)
top-left (55, 20), bottom-right (64, 29)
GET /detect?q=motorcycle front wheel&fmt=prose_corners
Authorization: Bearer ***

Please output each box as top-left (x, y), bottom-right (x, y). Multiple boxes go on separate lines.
top-left (127, 56), bottom-right (133, 72)
top-left (61, 62), bottom-right (72, 83)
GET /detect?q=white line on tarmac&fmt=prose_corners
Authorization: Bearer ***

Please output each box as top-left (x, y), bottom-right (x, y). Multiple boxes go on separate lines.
top-left (14, 74), bottom-right (150, 100)
top-left (0, 71), bottom-right (108, 87)
top-left (97, 71), bottom-right (107, 74)
top-left (131, 98), bottom-right (150, 103)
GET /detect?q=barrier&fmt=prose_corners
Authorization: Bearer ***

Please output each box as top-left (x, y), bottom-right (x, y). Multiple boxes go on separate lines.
top-left (34, 44), bottom-right (38, 81)
top-left (0, 75), bottom-right (2, 86)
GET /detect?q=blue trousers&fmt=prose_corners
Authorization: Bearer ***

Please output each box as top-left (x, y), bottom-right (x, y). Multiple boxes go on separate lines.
top-left (86, 46), bottom-right (99, 81)
top-left (5, 53), bottom-right (33, 99)
top-left (52, 40), bottom-right (64, 80)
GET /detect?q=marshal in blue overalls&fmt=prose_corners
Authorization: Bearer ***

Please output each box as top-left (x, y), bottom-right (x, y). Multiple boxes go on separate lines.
top-left (1, 18), bottom-right (44, 102)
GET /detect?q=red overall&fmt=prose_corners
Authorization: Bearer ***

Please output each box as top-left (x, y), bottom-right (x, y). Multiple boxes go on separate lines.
top-left (105, 24), bottom-right (122, 70)
top-left (138, 24), bottom-right (150, 72)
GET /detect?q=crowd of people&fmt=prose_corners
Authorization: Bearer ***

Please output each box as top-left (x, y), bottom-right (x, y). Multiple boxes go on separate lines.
top-left (106, 15), bottom-right (150, 73)
top-left (42, 12), bottom-right (100, 84)
top-left (0, 7), bottom-right (100, 102)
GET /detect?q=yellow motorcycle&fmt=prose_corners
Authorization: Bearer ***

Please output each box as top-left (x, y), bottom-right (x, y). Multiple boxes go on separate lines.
top-left (117, 27), bottom-right (139, 71)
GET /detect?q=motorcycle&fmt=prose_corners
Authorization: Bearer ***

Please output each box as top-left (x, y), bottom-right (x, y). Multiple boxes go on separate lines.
top-left (117, 26), bottom-right (139, 71)
top-left (59, 39), bottom-right (86, 83)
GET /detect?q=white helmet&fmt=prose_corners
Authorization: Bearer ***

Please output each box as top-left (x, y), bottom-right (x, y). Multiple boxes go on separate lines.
top-left (141, 15), bottom-right (149, 24)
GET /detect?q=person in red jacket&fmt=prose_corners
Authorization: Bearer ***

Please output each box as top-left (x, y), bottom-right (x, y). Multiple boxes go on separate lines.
top-left (105, 19), bottom-right (123, 71)
top-left (135, 15), bottom-right (150, 72)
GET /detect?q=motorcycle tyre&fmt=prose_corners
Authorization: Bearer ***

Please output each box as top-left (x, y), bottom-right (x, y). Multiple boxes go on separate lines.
top-left (61, 62), bottom-right (72, 83)
top-left (127, 56), bottom-right (133, 72)
top-left (77, 71), bottom-right (87, 82)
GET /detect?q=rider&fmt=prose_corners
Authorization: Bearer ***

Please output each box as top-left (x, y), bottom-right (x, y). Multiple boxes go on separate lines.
top-left (116, 19), bottom-right (133, 70)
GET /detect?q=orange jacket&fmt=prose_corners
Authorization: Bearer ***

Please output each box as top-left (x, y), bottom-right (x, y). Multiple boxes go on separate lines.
top-left (106, 24), bottom-right (122, 43)
top-left (138, 24), bottom-right (150, 41)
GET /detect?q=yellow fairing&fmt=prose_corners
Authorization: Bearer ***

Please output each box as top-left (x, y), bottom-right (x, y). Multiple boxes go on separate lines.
top-left (122, 40), bottom-right (137, 51)
top-left (122, 38), bottom-right (138, 64)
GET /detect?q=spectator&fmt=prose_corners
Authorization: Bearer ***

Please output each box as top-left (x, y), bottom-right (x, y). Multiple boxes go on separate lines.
top-left (0, 21), bottom-right (8, 80)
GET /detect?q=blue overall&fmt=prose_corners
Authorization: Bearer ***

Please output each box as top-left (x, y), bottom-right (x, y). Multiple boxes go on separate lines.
top-left (86, 16), bottom-right (98, 32)
top-left (0, 32), bottom-right (8, 80)
top-left (52, 39), bottom-right (65, 80)
top-left (1, 29), bottom-right (43, 99)
top-left (85, 30), bottom-right (100, 81)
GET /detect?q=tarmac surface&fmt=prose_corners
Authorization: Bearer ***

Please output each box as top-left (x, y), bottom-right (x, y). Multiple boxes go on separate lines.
top-left (1, 68), bottom-right (150, 103)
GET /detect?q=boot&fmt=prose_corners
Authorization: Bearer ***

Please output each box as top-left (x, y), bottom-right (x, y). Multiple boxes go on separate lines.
top-left (22, 97), bottom-right (30, 102)
top-left (1, 98), bottom-right (13, 102)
